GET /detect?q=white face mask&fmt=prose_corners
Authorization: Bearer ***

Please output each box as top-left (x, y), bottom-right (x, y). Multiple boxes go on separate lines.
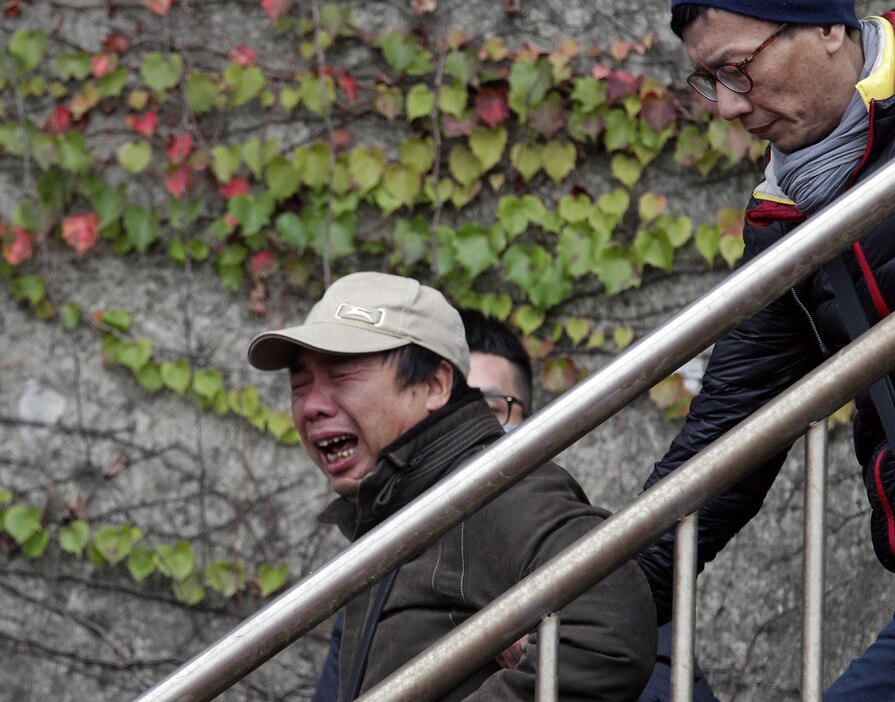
top-left (502, 422), bottom-right (519, 433)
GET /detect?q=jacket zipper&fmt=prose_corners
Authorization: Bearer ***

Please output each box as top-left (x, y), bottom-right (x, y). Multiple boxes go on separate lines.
top-left (790, 288), bottom-right (829, 357)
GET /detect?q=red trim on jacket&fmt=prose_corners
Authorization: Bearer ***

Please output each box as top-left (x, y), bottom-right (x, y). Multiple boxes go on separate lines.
top-left (874, 449), bottom-right (895, 559)
top-left (852, 241), bottom-right (893, 316)
top-left (745, 200), bottom-right (807, 227)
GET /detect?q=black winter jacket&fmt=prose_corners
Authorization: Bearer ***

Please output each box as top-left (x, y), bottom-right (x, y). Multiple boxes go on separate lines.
top-left (637, 14), bottom-right (895, 620)
top-left (322, 395), bottom-right (657, 701)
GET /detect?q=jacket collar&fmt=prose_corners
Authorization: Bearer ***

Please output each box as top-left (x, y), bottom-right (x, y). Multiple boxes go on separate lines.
top-left (319, 394), bottom-right (504, 540)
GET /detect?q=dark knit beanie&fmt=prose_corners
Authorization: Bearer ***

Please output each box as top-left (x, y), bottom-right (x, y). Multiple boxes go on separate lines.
top-left (670, 0), bottom-right (860, 29)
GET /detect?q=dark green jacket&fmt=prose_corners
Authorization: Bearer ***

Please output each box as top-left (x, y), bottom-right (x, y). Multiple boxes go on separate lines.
top-left (321, 395), bottom-right (656, 701)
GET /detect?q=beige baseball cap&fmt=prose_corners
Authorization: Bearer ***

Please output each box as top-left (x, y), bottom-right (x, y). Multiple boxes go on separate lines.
top-left (247, 272), bottom-right (470, 377)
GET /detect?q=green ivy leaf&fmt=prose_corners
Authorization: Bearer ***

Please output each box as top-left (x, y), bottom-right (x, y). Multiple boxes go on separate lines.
top-left (509, 143), bottom-right (542, 183)
top-left (406, 84), bottom-right (435, 121)
top-left (468, 127), bottom-right (507, 173)
top-left (4, 504), bottom-right (42, 545)
top-left (557, 194), bottom-right (592, 224)
top-left (136, 364), bottom-right (164, 393)
top-left (719, 233), bottom-right (745, 268)
top-left (154, 541), bottom-right (194, 582)
top-left (58, 132), bottom-right (94, 173)
top-left (610, 153), bottom-right (642, 188)
top-left (21, 529), bottom-right (50, 559)
top-left (124, 204), bottom-right (160, 253)
top-left (160, 360), bottom-right (192, 395)
top-left (267, 411), bottom-right (299, 444)
top-left (374, 85), bottom-right (404, 121)
top-left (348, 147), bottom-right (386, 194)
top-left (257, 562), bottom-right (289, 598)
top-left (300, 73), bottom-right (335, 115)
top-left (593, 244), bottom-right (638, 295)
top-left (206, 560), bottom-right (246, 598)
top-left (657, 214), bottom-right (693, 247)
top-left (558, 223), bottom-right (600, 279)
top-left (565, 317), bottom-right (590, 346)
top-left (223, 64), bottom-right (266, 106)
top-left (9, 30), bottom-right (48, 73)
top-left (438, 82), bottom-right (468, 118)
top-left (98, 67), bottom-right (127, 98)
top-left (275, 212), bottom-right (310, 249)
top-left (377, 32), bottom-right (432, 75)
top-left (141, 52), bottom-right (184, 94)
top-left (186, 72), bottom-right (223, 115)
top-left (633, 228), bottom-right (674, 271)
top-left (614, 326), bottom-right (635, 350)
top-left (383, 163), bottom-right (421, 208)
top-left (294, 142), bottom-right (332, 190)
top-left (117, 141), bottom-right (152, 174)
top-left (59, 302), bottom-right (81, 330)
top-left (399, 136), bottom-right (435, 175)
top-left (603, 109), bottom-right (638, 153)
top-left (94, 524), bottom-right (143, 566)
top-left (695, 223), bottom-right (720, 265)
top-left (59, 520), bottom-right (89, 556)
top-left (172, 572), bottom-right (205, 605)
top-left (55, 52), bottom-right (91, 81)
top-left (454, 222), bottom-right (504, 278)
top-left (391, 216), bottom-right (431, 270)
top-left (280, 84), bottom-right (303, 113)
top-left (127, 547), bottom-right (157, 581)
top-left (228, 193), bottom-right (275, 235)
top-left (542, 141), bottom-right (576, 184)
top-left (118, 337), bottom-right (153, 373)
top-left (508, 58), bottom-right (551, 120)
top-left (511, 305), bottom-right (546, 336)
top-left (243, 138), bottom-right (278, 179)
top-left (211, 144), bottom-right (241, 183)
top-left (570, 76), bottom-right (607, 112)
top-left (444, 50), bottom-right (471, 84)
top-left (448, 145), bottom-right (481, 188)
top-left (265, 157), bottom-right (301, 201)
top-left (10, 275), bottom-right (46, 308)
top-left (192, 368), bottom-right (223, 401)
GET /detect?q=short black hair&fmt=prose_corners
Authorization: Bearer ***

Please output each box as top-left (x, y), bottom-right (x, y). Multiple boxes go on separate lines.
top-left (390, 344), bottom-right (468, 401)
top-left (459, 309), bottom-right (533, 410)
top-left (671, 3), bottom-right (708, 38)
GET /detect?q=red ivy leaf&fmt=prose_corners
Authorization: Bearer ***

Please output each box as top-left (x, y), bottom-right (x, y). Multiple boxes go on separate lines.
top-left (591, 64), bottom-right (612, 80)
top-left (262, 0), bottom-right (289, 22)
top-left (62, 213), bottom-right (100, 254)
top-left (336, 70), bottom-right (359, 103)
top-left (475, 88), bottom-right (509, 128)
top-left (330, 128), bottom-right (352, 151)
top-left (229, 45), bottom-right (257, 67)
top-left (125, 111), bottom-right (159, 137)
top-left (219, 176), bottom-right (249, 199)
top-left (441, 114), bottom-right (476, 137)
top-left (165, 164), bottom-right (192, 199)
top-left (4, 0), bottom-right (23, 19)
top-left (166, 132), bottom-right (194, 164)
top-left (250, 250), bottom-right (277, 278)
top-left (44, 106), bottom-right (72, 135)
top-left (102, 33), bottom-right (130, 54)
top-left (640, 95), bottom-right (678, 132)
top-left (91, 53), bottom-right (117, 78)
top-left (606, 70), bottom-right (642, 102)
top-left (527, 94), bottom-right (565, 138)
top-left (2, 225), bottom-right (34, 266)
top-left (145, 0), bottom-right (173, 16)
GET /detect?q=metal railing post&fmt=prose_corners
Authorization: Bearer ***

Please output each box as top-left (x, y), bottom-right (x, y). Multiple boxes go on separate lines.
top-left (535, 614), bottom-right (559, 702)
top-left (671, 513), bottom-right (697, 702)
top-left (136, 160), bottom-right (895, 702)
top-left (802, 421), bottom-right (828, 701)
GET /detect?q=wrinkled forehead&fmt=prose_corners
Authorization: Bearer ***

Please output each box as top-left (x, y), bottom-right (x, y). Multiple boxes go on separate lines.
top-left (682, 8), bottom-right (780, 67)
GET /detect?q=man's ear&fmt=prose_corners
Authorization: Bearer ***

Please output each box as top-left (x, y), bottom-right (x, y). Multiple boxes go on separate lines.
top-left (424, 360), bottom-right (454, 412)
top-left (818, 23), bottom-right (847, 54)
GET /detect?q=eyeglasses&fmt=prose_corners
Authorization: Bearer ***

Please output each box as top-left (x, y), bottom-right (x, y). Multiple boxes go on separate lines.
top-left (483, 393), bottom-right (527, 424)
top-left (687, 23), bottom-right (789, 102)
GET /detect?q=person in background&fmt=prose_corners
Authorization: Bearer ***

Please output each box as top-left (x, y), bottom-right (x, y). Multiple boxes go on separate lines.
top-left (639, 3), bottom-right (895, 699)
top-left (251, 272), bottom-right (657, 701)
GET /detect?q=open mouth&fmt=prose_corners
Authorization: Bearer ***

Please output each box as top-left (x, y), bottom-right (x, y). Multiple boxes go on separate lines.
top-left (316, 434), bottom-right (358, 464)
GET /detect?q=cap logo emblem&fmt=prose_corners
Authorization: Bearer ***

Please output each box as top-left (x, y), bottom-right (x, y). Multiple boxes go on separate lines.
top-left (335, 303), bottom-right (385, 326)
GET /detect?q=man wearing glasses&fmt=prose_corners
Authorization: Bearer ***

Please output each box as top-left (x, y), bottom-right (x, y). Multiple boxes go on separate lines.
top-left (636, 2), bottom-right (895, 699)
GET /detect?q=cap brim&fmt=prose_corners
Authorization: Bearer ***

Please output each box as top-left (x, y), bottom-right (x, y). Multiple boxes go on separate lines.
top-left (247, 323), bottom-right (412, 371)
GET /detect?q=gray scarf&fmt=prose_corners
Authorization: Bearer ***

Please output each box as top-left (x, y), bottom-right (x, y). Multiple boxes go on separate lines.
top-left (772, 19), bottom-right (881, 214)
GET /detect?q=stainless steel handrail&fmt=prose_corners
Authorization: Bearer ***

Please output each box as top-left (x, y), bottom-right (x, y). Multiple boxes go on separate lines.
top-left (802, 422), bottom-right (829, 700)
top-left (671, 513), bottom-right (697, 702)
top-left (357, 313), bottom-right (895, 702)
top-left (136, 158), bottom-right (895, 702)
